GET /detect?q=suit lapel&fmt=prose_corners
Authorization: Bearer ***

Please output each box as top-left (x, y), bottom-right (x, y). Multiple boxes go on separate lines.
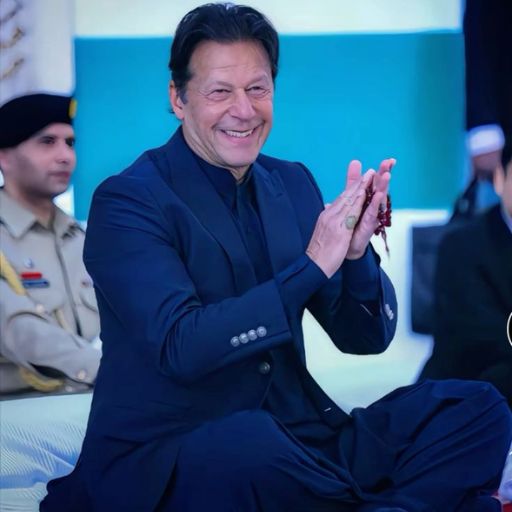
top-left (150, 130), bottom-right (305, 292)
top-left (252, 161), bottom-right (304, 274)
top-left (150, 130), bottom-right (257, 294)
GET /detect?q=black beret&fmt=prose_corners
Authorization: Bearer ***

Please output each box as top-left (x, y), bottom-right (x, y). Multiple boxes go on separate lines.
top-left (0, 93), bottom-right (76, 149)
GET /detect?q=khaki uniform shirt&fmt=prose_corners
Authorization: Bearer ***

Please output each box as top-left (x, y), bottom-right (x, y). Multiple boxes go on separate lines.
top-left (0, 189), bottom-right (101, 395)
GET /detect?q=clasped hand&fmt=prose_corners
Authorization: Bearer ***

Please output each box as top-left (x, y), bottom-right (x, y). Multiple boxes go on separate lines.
top-left (306, 158), bottom-right (394, 278)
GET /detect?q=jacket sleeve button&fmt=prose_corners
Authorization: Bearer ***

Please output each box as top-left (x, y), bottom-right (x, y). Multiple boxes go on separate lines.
top-left (230, 336), bottom-right (240, 347)
top-left (256, 326), bottom-right (267, 337)
top-left (258, 361), bottom-right (271, 375)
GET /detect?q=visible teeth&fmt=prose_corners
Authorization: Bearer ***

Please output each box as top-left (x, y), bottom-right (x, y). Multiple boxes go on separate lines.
top-left (224, 129), bottom-right (253, 138)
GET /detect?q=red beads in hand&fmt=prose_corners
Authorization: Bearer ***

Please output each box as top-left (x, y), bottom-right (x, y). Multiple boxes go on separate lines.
top-left (363, 188), bottom-right (392, 255)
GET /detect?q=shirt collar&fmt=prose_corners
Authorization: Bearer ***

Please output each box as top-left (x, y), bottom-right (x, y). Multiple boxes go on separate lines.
top-left (181, 132), bottom-right (254, 211)
top-left (0, 188), bottom-right (81, 239)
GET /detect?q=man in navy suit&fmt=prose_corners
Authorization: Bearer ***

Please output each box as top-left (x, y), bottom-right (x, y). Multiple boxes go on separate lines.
top-left (41, 4), bottom-right (511, 511)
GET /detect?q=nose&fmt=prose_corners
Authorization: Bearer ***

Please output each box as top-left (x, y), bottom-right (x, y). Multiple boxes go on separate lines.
top-left (55, 141), bottom-right (75, 165)
top-left (229, 90), bottom-right (256, 120)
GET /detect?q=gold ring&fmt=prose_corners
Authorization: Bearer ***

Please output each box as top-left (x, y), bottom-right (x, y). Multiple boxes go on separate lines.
top-left (344, 215), bottom-right (358, 230)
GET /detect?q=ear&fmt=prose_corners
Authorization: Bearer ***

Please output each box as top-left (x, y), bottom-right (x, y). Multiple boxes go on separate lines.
top-left (169, 80), bottom-right (185, 120)
top-left (0, 149), bottom-right (11, 174)
top-left (493, 164), bottom-right (505, 196)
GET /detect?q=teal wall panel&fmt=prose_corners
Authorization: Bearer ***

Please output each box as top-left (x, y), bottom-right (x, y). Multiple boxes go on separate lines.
top-left (73, 32), bottom-right (464, 220)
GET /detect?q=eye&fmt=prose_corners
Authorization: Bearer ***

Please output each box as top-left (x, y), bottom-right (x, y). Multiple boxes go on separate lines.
top-left (208, 89), bottom-right (230, 100)
top-left (247, 86), bottom-right (268, 98)
top-left (66, 138), bottom-right (75, 148)
top-left (39, 136), bottom-right (56, 145)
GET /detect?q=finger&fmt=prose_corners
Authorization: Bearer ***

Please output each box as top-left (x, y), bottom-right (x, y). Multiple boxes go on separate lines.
top-left (363, 190), bottom-right (385, 220)
top-left (350, 169), bottom-right (376, 214)
top-left (337, 170), bottom-right (375, 230)
top-left (373, 159), bottom-right (394, 198)
top-left (333, 169), bottom-right (374, 217)
top-left (374, 170), bottom-right (391, 195)
top-left (371, 166), bottom-right (391, 215)
top-left (339, 192), bottom-right (369, 232)
top-left (345, 160), bottom-right (362, 189)
top-left (377, 158), bottom-right (396, 177)
top-left (328, 174), bottom-right (365, 214)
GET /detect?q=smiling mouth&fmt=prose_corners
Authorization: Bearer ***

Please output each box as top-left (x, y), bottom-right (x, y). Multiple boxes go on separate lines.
top-left (221, 127), bottom-right (256, 138)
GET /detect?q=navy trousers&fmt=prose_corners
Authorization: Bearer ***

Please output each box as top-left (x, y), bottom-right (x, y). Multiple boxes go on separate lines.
top-left (161, 380), bottom-right (511, 512)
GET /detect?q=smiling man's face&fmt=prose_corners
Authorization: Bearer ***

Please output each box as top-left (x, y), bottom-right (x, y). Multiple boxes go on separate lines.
top-left (170, 40), bottom-right (274, 179)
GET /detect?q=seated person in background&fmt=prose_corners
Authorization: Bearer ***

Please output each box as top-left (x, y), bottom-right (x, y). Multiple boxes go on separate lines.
top-left (420, 131), bottom-right (512, 407)
top-left (0, 93), bottom-right (101, 396)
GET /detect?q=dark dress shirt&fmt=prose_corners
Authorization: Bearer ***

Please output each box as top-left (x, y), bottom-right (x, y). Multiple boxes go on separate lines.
top-left (196, 153), bottom-right (382, 459)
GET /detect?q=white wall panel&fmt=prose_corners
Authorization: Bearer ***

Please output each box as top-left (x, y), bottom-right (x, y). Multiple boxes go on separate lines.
top-left (0, 0), bottom-right (74, 105)
top-left (75, 0), bottom-right (462, 37)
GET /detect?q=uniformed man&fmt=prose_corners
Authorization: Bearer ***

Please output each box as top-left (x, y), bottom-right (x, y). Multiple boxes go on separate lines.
top-left (0, 93), bottom-right (101, 395)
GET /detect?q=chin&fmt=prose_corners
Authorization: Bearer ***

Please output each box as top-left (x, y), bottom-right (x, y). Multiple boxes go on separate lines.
top-left (51, 187), bottom-right (70, 198)
top-left (226, 152), bottom-right (260, 169)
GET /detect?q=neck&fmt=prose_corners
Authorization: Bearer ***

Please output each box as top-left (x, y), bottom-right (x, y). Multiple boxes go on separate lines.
top-left (231, 167), bottom-right (249, 183)
top-left (4, 186), bottom-right (56, 228)
top-left (180, 127), bottom-right (250, 183)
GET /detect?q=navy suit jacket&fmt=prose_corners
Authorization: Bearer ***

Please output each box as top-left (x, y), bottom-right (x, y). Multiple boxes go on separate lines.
top-left (42, 128), bottom-right (397, 511)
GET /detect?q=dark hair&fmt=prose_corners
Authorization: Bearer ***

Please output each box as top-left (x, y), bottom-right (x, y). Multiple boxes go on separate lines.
top-left (501, 132), bottom-right (511, 174)
top-left (169, 3), bottom-right (279, 100)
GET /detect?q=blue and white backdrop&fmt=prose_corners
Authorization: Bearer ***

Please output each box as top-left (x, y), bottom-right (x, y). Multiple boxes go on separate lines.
top-left (6, 0), bottom-right (467, 407)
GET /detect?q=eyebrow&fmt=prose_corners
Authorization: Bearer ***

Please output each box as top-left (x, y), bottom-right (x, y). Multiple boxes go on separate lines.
top-left (207, 74), bottom-right (271, 88)
top-left (37, 132), bottom-right (73, 139)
